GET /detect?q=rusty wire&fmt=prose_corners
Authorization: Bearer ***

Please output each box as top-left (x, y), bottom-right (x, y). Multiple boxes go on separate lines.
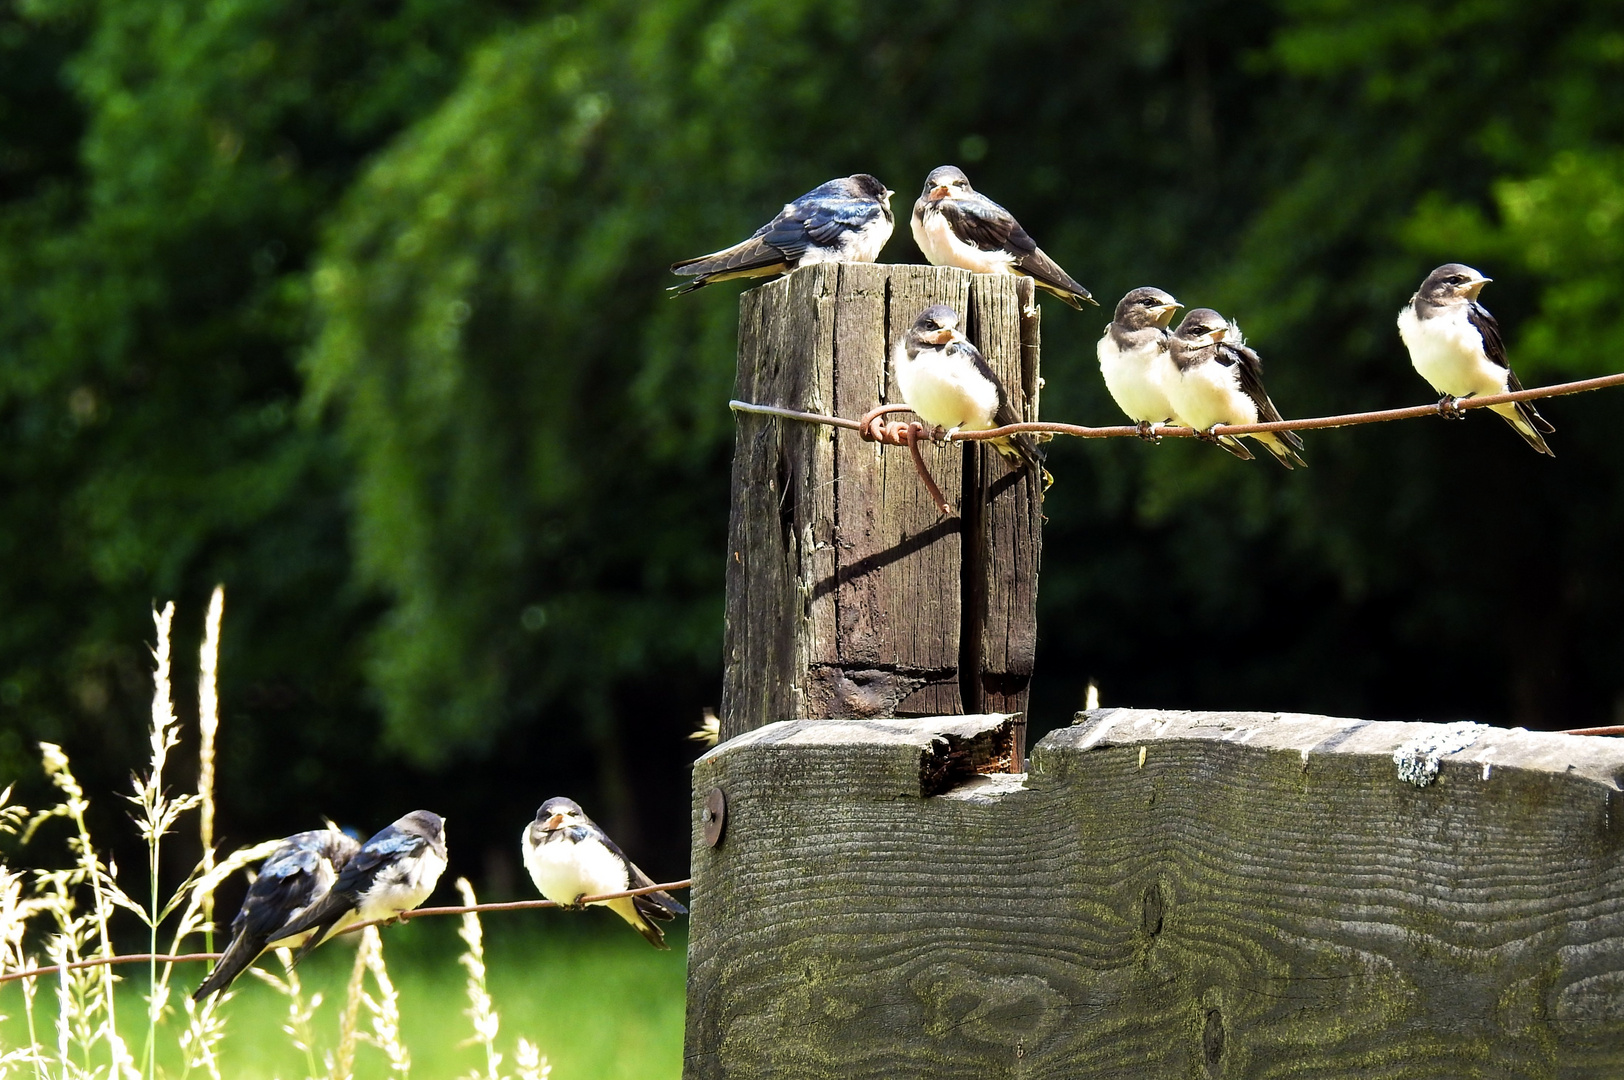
top-left (730, 369), bottom-right (1624, 444)
top-left (0, 878), bottom-right (692, 985)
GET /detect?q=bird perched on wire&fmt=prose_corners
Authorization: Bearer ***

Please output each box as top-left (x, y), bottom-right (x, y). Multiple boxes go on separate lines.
top-left (1397, 263), bottom-right (1554, 456)
top-left (521, 797), bottom-right (687, 949)
top-left (892, 304), bottom-right (1050, 488)
top-left (1168, 308), bottom-right (1307, 469)
top-left (267, 810), bottom-right (448, 962)
top-left (669, 174), bottom-right (894, 294)
top-left (193, 826), bottom-right (361, 999)
top-left (1098, 287), bottom-right (1184, 435)
top-left (911, 165), bottom-right (1094, 309)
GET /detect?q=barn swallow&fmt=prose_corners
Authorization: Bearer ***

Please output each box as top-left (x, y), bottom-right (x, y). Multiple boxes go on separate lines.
top-left (268, 810), bottom-right (448, 962)
top-left (892, 304), bottom-right (1050, 487)
top-left (193, 827), bottom-right (361, 999)
top-left (669, 174), bottom-right (894, 293)
top-left (911, 165), bottom-right (1094, 309)
top-left (1168, 308), bottom-right (1307, 469)
top-left (1397, 263), bottom-right (1554, 456)
top-left (1098, 287), bottom-right (1184, 435)
top-left (522, 798), bottom-right (687, 949)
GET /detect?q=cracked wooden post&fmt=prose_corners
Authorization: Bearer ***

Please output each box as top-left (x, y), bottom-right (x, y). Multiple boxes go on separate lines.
top-left (719, 263), bottom-right (1043, 754)
top-left (686, 710), bottom-right (1624, 1078)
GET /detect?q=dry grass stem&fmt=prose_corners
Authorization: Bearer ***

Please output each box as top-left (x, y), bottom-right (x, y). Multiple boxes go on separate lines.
top-left (198, 584), bottom-right (225, 952)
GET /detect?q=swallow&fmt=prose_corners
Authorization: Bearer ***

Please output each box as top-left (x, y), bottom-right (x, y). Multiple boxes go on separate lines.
top-left (268, 810), bottom-right (448, 962)
top-left (669, 174), bottom-right (894, 294)
top-left (1097, 287), bottom-right (1184, 435)
top-left (1397, 263), bottom-right (1554, 456)
top-left (522, 797), bottom-right (687, 949)
top-left (1168, 308), bottom-right (1307, 469)
top-left (892, 304), bottom-right (1050, 488)
top-left (911, 165), bottom-right (1094, 309)
top-left (192, 827), bottom-right (361, 999)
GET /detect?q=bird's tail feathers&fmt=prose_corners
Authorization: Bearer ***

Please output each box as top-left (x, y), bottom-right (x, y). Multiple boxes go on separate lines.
top-left (192, 936), bottom-right (263, 1000)
top-left (1213, 435), bottom-right (1255, 461)
top-left (634, 890), bottom-right (688, 921)
top-left (1253, 432), bottom-right (1308, 470)
top-left (609, 897), bottom-right (671, 949)
top-left (1492, 402), bottom-right (1555, 456)
top-left (990, 434), bottom-right (1053, 490)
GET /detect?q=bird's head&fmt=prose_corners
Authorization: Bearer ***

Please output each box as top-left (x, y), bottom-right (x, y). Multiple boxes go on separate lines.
top-left (1114, 287), bottom-right (1182, 330)
top-left (1418, 263), bottom-right (1492, 304)
top-left (395, 810), bottom-right (448, 857)
top-left (535, 797), bottom-right (588, 834)
top-left (1173, 308), bottom-right (1229, 346)
top-left (921, 165), bottom-right (972, 202)
top-left (847, 173), bottom-right (894, 204)
top-left (909, 304), bottom-right (964, 347)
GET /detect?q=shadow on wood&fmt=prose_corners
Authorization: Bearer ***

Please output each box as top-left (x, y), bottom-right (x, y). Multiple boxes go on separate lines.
top-left (685, 709), bottom-right (1624, 1079)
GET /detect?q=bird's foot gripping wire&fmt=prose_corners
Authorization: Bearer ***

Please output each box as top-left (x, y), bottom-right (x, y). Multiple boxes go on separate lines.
top-left (567, 894), bottom-right (589, 911)
top-left (1436, 394), bottom-right (1470, 420)
top-left (1196, 424), bottom-right (1225, 444)
top-left (1135, 421), bottom-right (1165, 443)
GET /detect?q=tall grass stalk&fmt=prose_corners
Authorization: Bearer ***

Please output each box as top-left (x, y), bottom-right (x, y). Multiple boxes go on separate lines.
top-left (197, 585), bottom-right (225, 955)
top-left (454, 878), bottom-right (550, 1080)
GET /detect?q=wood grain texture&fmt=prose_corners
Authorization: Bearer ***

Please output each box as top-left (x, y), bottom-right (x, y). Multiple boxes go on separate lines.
top-left (720, 264), bottom-right (1044, 740)
top-left (686, 710), bottom-right (1624, 1079)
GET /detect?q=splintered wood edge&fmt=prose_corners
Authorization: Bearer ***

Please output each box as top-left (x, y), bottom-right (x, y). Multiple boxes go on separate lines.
top-left (697, 714), bottom-right (1020, 797)
top-left (1058, 707), bottom-right (1624, 790)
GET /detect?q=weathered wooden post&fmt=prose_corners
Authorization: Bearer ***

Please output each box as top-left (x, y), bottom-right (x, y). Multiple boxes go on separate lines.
top-left (720, 262), bottom-right (1042, 751)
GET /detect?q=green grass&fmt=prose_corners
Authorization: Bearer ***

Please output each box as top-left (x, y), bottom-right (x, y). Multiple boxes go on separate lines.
top-left (0, 913), bottom-right (687, 1079)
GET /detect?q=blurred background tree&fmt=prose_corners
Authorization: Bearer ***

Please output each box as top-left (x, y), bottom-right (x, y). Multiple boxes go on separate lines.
top-left (3, 0), bottom-right (1622, 892)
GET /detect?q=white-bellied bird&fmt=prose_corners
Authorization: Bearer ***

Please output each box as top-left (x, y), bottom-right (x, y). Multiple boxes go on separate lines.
top-left (522, 797), bottom-right (687, 949)
top-left (1397, 263), bottom-right (1554, 456)
top-left (1168, 308), bottom-right (1307, 469)
top-left (1098, 287), bottom-right (1184, 434)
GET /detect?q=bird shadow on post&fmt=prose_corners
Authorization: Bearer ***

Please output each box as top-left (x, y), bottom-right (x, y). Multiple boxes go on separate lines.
top-left (720, 263), bottom-right (1042, 760)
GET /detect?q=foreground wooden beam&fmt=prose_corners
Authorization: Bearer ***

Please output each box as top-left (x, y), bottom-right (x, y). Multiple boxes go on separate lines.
top-left (685, 709), bottom-right (1624, 1078)
top-left (720, 264), bottom-right (1043, 745)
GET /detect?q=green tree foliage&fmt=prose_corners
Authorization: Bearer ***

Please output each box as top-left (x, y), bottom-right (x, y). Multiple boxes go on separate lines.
top-left (4, 0), bottom-right (1623, 867)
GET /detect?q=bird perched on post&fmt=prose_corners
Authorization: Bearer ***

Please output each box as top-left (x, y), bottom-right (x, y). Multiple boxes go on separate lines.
top-left (892, 304), bottom-right (1050, 488)
top-left (193, 827), bottom-right (361, 999)
top-left (1168, 308), bottom-right (1307, 470)
top-left (521, 797), bottom-right (687, 949)
top-left (267, 810), bottom-right (448, 962)
top-left (669, 174), bottom-right (894, 294)
top-left (1397, 263), bottom-right (1554, 456)
top-left (910, 165), bottom-right (1095, 309)
top-left (1098, 287), bottom-right (1184, 435)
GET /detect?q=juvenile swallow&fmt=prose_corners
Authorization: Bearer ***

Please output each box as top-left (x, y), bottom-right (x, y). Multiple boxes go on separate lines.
top-left (1097, 287), bottom-right (1184, 434)
top-left (892, 304), bottom-right (1050, 488)
top-left (522, 797), bottom-right (687, 949)
top-left (1168, 308), bottom-right (1307, 469)
top-left (269, 810), bottom-right (448, 962)
top-left (193, 827), bottom-right (361, 999)
top-left (911, 165), bottom-right (1095, 309)
top-left (669, 174), bottom-right (894, 294)
top-left (1397, 263), bottom-right (1554, 456)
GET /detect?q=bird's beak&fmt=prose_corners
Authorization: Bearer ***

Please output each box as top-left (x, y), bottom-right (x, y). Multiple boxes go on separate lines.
top-left (1208, 328), bottom-right (1227, 343)
top-left (543, 813), bottom-right (566, 831)
top-left (922, 328), bottom-right (956, 345)
top-left (1153, 303), bottom-right (1181, 328)
top-left (1465, 277), bottom-right (1492, 300)
top-left (930, 185), bottom-right (953, 200)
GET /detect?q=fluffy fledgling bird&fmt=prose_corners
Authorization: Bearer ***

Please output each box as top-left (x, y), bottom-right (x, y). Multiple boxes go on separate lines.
top-left (892, 304), bottom-right (1050, 488)
top-left (1168, 308), bottom-right (1307, 470)
top-left (193, 827), bottom-right (361, 999)
top-left (522, 797), bottom-right (687, 949)
top-left (1098, 287), bottom-right (1184, 434)
top-left (910, 165), bottom-right (1095, 309)
top-left (669, 174), bottom-right (894, 294)
top-left (1397, 263), bottom-right (1554, 456)
top-left (268, 810), bottom-right (448, 962)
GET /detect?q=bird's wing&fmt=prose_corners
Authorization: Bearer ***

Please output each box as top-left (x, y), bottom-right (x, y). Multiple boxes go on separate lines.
top-left (758, 195), bottom-right (885, 264)
top-left (939, 195), bottom-right (1029, 254)
top-left (1467, 302), bottom-right (1507, 370)
top-left (1228, 342), bottom-right (1305, 452)
top-left (236, 847), bottom-right (325, 939)
top-left (596, 831), bottom-right (688, 919)
top-left (957, 342), bottom-right (1022, 429)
